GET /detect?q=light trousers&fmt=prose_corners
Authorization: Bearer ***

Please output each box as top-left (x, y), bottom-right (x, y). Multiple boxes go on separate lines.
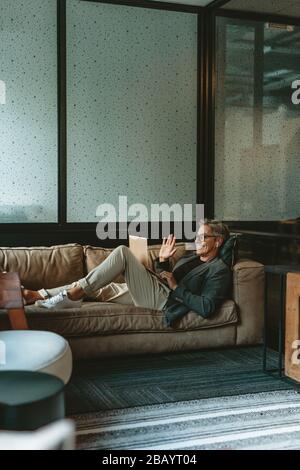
top-left (40, 245), bottom-right (171, 311)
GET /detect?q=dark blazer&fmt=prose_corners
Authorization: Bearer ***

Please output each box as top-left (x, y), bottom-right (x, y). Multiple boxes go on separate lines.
top-left (154, 253), bottom-right (232, 327)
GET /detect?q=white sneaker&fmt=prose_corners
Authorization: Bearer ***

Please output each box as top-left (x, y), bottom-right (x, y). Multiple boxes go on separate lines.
top-left (35, 290), bottom-right (82, 309)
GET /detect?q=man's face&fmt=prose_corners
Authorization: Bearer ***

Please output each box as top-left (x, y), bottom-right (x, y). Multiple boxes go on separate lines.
top-left (195, 224), bottom-right (219, 257)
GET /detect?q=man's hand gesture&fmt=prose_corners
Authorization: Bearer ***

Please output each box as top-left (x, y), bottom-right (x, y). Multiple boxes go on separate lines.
top-left (159, 234), bottom-right (177, 262)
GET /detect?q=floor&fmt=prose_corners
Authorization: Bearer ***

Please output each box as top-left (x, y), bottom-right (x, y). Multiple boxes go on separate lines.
top-left (65, 346), bottom-right (300, 450)
top-left (65, 346), bottom-right (291, 415)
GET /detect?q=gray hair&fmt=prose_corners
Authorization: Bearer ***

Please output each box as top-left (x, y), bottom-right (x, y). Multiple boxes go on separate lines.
top-left (201, 219), bottom-right (230, 241)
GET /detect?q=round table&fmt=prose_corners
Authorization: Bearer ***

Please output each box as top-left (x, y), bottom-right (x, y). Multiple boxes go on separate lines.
top-left (0, 371), bottom-right (65, 431)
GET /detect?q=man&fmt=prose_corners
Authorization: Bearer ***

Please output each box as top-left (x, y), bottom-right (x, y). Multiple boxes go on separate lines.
top-left (23, 220), bottom-right (232, 326)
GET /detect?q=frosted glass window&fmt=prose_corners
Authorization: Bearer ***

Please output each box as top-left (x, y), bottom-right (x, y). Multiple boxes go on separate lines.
top-left (215, 17), bottom-right (300, 221)
top-left (67, 1), bottom-right (197, 222)
top-left (0, 0), bottom-right (58, 223)
top-left (152, 0), bottom-right (213, 5)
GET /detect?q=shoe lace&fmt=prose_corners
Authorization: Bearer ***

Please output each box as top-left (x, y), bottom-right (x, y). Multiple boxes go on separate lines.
top-left (47, 292), bottom-right (65, 305)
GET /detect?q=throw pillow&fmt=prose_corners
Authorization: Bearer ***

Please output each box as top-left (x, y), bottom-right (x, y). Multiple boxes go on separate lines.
top-left (219, 234), bottom-right (238, 269)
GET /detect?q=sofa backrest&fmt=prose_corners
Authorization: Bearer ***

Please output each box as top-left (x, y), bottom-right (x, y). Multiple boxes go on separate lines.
top-left (0, 244), bottom-right (84, 290)
top-left (0, 242), bottom-right (187, 290)
top-left (83, 243), bottom-right (187, 282)
top-left (83, 246), bottom-right (125, 283)
top-left (147, 243), bottom-right (187, 269)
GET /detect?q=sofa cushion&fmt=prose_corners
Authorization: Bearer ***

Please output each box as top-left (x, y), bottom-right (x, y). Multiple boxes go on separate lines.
top-left (84, 242), bottom-right (187, 280)
top-left (219, 235), bottom-right (238, 268)
top-left (0, 299), bottom-right (238, 337)
top-left (147, 243), bottom-right (187, 270)
top-left (0, 244), bottom-right (84, 290)
top-left (83, 246), bottom-right (125, 283)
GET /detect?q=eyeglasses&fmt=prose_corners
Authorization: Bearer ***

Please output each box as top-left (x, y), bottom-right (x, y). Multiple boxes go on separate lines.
top-left (195, 235), bottom-right (217, 242)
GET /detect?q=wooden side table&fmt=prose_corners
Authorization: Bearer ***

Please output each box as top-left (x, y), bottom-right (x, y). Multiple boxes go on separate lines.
top-left (0, 271), bottom-right (28, 330)
top-left (263, 265), bottom-right (300, 378)
top-left (285, 272), bottom-right (300, 383)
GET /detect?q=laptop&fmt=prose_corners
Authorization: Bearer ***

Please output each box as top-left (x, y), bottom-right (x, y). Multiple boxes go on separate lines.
top-left (128, 235), bottom-right (149, 267)
top-left (128, 235), bottom-right (169, 286)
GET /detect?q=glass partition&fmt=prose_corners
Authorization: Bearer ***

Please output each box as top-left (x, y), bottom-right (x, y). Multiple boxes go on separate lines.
top-left (66, 0), bottom-right (197, 222)
top-left (215, 17), bottom-right (300, 221)
top-left (0, 0), bottom-right (58, 222)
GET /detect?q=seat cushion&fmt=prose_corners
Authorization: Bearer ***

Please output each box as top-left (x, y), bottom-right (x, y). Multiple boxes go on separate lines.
top-left (0, 331), bottom-right (72, 384)
top-left (5, 300), bottom-right (238, 337)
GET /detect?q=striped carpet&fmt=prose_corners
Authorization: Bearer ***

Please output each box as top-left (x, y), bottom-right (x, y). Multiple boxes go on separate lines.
top-left (65, 346), bottom-right (290, 415)
top-left (72, 390), bottom-right (300, 450)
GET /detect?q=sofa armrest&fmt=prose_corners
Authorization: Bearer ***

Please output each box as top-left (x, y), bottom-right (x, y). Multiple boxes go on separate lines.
top-left (232, 259), bottom-right (264, 345)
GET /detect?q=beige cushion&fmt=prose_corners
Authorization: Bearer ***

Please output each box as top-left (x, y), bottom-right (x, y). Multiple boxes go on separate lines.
top-left (0, 244), bottom-right (84, 290)
top-left (83, 246), bottom-right (125, 283)
top-left (5, 300), bottom-right (238, 337)
top-left (147, 243), bottom-right (187, 269)
top-left (83, 242), bottom-right (187, 284)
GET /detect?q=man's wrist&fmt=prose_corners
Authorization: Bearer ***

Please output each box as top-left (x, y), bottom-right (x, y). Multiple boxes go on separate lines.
top-left (159, 257), bottom-right (168, 262)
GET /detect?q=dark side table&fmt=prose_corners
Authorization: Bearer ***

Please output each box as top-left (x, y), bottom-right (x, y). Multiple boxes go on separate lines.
top-left (0, 371), bottom-right (65, 431)
top-left (263, 265), bottom-right (300, 377)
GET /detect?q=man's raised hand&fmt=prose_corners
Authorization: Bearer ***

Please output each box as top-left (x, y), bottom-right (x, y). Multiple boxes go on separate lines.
top-left (159, 234), bottom-right (177, 262)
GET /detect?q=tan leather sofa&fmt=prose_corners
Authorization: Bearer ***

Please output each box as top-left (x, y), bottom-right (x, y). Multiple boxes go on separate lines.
top-left (0, 243), bottom-right (264, 359)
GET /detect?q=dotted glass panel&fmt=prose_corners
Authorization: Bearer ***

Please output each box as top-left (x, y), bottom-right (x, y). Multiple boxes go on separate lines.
top-left (0, 0), bottom-right (57, 223)
top-left (152, 0), bottom-right (213, 5)
top-left (215, 17), bottom-right (300, 221)
top-left (66, 1), bottom-right (197, 222)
